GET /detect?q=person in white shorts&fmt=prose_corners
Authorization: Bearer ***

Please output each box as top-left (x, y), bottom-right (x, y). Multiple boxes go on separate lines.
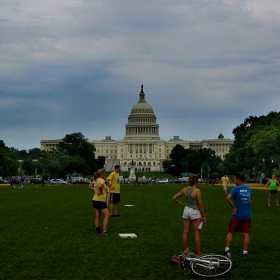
top-left (172, 174), bottom-right (206, 255)
top-left (221, 174), bottom-right (230, 196)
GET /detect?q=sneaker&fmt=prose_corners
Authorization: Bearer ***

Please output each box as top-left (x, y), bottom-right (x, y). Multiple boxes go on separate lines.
top-left (95, 227), bottom-right (102, 234)
top-left (181, 248), bottom-right (195, 257)
top-left (224, 250), bottom-right (231, 259)
top-left (268, 205), bottom-right (270, 207)
top-left (115, 214), bottom-right (122, 217)
top-left (277, 204), bottom-right (279, 206)
top-left (110, 215), bottom-right (115, 218)
top-left (102, 231), bottom-right (108, 235)
top-left (242, 253), bottom-right (248, 258)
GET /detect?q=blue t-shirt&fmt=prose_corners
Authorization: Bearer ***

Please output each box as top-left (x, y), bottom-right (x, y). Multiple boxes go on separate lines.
top-left (229, 185), bottom-right (253, 220)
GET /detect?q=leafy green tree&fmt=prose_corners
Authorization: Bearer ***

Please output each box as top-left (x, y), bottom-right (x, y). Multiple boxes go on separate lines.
top-left (96, 156), bottom-right (106, 169)
top-left (39, 150), bottom-right (67, 178)
top-left (57, 132), bottom-right (96, 175)
top-left (21, 158), bottom-right (35, 175)
top-left (27, 148), bottom-right (41, 159)
top-left (247, 125), bottom-right (280, 174)
top-left (163, 144), bottom-right (187, 178)
top-left (163, 145), bottom-right (222, 178)
top-left (0, 140), bottom-right (19, 177)
top-left (225, 111), bottom-right (280, 178)
top-left (181, 148), bottom-right (222, 177)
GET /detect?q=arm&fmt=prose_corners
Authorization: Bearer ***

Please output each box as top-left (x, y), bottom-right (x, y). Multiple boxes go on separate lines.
top-left (266, 180), bottom-right (270, 189)
top-left (172, 189), bottom-right (186, 206)
top-left (105, 178), bottom-right (115, 191)
top-left (226, 194), bottom-right (237, 215)
top-left (196, 190), bottom-right (206, 222)
top-left (97, 182), bottom-right (104, 196)
top-left (88, 181), bottom-right (95, 190)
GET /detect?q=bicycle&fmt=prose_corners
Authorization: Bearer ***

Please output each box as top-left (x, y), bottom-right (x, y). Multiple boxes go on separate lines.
top-left (172, 250), bottom-right (233, 278)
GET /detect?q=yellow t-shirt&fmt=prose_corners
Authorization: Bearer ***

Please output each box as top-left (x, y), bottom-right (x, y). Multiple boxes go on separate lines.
top-left (92, 178), bottom-right (107, 202)
top-left (107, 171), bottom-right (120, 193)
top-left (221, 176), bottom-right (229, 186)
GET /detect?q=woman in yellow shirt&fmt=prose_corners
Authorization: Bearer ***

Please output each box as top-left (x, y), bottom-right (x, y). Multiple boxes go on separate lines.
top-left (88, 168), bottom-right (115, 234)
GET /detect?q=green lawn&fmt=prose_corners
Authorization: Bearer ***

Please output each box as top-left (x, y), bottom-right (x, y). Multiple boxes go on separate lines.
top-left (0, 183), bottom-right (279, 279)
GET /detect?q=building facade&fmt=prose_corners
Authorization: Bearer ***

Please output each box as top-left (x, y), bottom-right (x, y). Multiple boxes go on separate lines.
top-left (92, 85), bottom-right (234, 172)
top-left (41, 85), bottom-right (234, 172)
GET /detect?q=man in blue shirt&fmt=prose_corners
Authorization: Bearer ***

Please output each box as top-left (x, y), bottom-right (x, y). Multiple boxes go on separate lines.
top-left (224, 173), bottom-right (253, 258)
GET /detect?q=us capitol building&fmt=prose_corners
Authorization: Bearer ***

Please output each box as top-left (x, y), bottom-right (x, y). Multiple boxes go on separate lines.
top-left (41, 85), bottom-right (234, 172)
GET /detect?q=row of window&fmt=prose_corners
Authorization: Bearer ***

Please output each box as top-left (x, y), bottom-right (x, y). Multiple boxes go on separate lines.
top-left (129, 118), bottom-right (155, 123)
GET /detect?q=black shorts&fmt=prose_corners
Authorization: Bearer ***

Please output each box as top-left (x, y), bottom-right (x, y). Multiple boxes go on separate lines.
top-left (110, 193), bottom-right (120, 203)
top-left (269, 190), bottom-right (278, 195)
top-left (92, 200), bottom-right (107, 210)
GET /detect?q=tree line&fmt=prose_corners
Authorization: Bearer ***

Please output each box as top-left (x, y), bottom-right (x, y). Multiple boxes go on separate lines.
top-left (1, 111), bottom-right (280, 180)
top-left (0, 132), bottom-right (105, 179)
top-left (163, 111), bottom-right (280, 180)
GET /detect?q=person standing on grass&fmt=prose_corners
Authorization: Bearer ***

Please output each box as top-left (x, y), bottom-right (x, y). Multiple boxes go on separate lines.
top-left (221, 174), bottom-right (230, 196)
top-left (106, 165), bottom-right (121, 217)
top-left (224, 173), bottom-right (253, 258)
top-left (88, 168), bottom-right (115, 235)
top-left (265, 174), bottom-right (279, 206)
top-left (66, 175), bottom-right (71, 187)
top-left (10, 177), bottom-right (16, 189)
top-left (172, 174), bottom-right (206, 255)
top-left (20, 175), bottom-right (25, 188)
top-left (134, 176), bottom-right (139, 186)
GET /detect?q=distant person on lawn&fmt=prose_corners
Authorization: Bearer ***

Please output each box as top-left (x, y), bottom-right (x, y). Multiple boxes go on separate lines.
top-left (221, 174), bottom-right (230, 196)
top-left (134, 176), bottom-right (139, 186)
top-left (266, 174), bottom-right (279, 206)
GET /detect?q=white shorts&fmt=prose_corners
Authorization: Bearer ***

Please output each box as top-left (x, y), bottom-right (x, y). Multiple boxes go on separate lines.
top-left (182, 206), bottom-right (202, 220)
top-left (223, 185), bottom-right (227, 191)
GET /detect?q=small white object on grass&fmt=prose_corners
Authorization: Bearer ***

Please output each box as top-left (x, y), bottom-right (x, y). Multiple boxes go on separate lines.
top-left (124, 204), bottom-right (135, 207)
top-left (119, 233), bottom-right (137, 238)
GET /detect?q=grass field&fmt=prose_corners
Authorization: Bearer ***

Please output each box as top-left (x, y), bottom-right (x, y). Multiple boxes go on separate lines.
top-left (0, 182), bottom-right (279, 280)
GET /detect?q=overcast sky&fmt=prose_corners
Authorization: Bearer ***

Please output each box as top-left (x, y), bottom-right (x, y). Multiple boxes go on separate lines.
top-left (1, 0), bottom-right (280, 151)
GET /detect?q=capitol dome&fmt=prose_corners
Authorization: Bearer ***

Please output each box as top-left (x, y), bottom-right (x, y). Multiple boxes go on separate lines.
top-left (124, 85), bottom-right (160, 140)
top-left (130, 85), bottom-right (154, 114)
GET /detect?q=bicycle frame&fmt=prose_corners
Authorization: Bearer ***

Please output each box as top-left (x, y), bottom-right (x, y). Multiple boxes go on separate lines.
top-left (179, 253), bottom-right (233, 278)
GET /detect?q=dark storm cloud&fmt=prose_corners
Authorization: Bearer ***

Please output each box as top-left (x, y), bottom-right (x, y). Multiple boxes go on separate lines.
top-left (1, 0), bottom-right (280, 149)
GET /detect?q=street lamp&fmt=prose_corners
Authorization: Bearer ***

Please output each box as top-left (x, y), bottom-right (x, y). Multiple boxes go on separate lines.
top-left (207, 166), bottom-right (211, 178)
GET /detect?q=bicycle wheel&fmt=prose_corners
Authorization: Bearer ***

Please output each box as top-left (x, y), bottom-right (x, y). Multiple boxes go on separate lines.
top-left (191, 254), bottom-right (232, 278)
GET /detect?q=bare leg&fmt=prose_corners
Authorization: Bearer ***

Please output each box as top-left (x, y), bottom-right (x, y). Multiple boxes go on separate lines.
top-left (268, 194), bottom-right (271, 205)
top-left (100, 208), bottom-right (110, 232)
top-left (182, 219), bottom-right (191, 252)
top-left (243, 233), bottom-right (250, 251)
top-left (275, 194), bottom-right (279, 205)
top-left (110, 203), bottom-right (118, 215)
top-left (107, 192), bottom-right (110, 207)
top-left (193, 219), bottom-right (202, 255)
top-left (226, 232), bottom-right (234, 248)
top-left (114, 202), bottom-right (118, 215)
top-left (95, 209), bottom-right (101, 228)
top-left (109, 203), bottom-right (114, 215)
